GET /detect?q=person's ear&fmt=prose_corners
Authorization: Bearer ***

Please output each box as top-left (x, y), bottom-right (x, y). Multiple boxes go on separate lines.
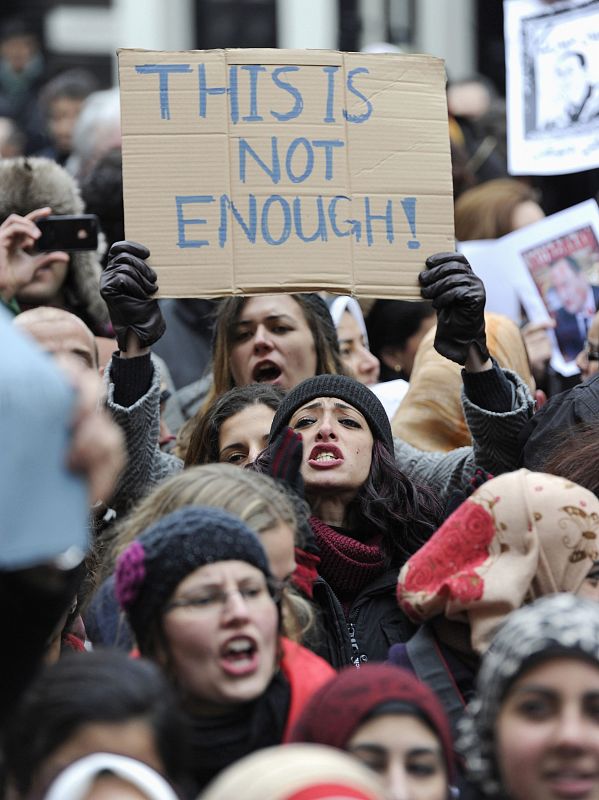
top-left (380, 345), bottom-right (404, 373)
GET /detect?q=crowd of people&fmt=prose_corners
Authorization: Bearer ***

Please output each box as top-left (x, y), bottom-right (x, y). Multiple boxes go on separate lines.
top-left (2, 11), bottom-right (599, 800)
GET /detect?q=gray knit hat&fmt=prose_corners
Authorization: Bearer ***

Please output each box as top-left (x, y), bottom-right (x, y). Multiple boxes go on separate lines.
top-left (458, 593), bottom-right (599, 798)
top-left (115, 506), bottom-right (271, 654)
top-left (270, 374), bottom-right (394, 455)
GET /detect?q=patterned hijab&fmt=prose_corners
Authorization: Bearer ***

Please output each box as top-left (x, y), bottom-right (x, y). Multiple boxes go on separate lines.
top-left (457, 593), bottom-right (599, 798)
top-left (397, 469), bottom-right (599, 654)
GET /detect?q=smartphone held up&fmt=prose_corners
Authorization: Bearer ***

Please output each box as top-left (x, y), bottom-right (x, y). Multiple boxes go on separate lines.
top-left (35, 214), bottom-right (99, 252)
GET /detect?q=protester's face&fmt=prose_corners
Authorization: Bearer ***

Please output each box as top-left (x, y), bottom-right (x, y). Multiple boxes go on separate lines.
top-left (381, 316), bottom-right (436, 380)
top-left (229, 296), bottom-right (317, 390)
top-left (556, 54), bottom-right (589, 108)
top-left (217, 403), bottom-right (275, 467)
top-left (551, 259), bottom-right (589, 315)
top-left (511, 201), bottom-right (545, 232)
top-left (259, 519), bottom-right (296, 583)
top-left (289, 396), bottom-right (373, 500)
top-left (496, 657), bottom-right (599, 800)
top-left (32, 720), bottom-right (164, 799)
top-left (16, 316), bottom-right (97, 370)
top-left (16, 250), bottom-right (70, 306)
top-left (575, 313), bottom-right (599, 380)
top-left (161, 560), bottom-right (278, 713)
top-left (347, 713), bottom-right (447, 800)
top-left (337, 311), bottom-right (380, 386)
top-left (48, 96), bottom-right (85, 154)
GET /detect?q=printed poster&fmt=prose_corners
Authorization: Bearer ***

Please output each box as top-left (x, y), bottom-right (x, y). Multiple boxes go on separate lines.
top-left (500, 200), bottom-right (599, 376)
top-left (505, 0), bottom-right (599, 175)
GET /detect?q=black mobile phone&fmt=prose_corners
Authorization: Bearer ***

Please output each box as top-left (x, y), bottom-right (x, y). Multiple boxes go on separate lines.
top-left (35, 214), bottom-right (99, 252)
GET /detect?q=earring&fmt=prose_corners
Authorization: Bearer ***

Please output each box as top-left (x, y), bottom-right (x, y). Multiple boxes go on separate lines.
top-left (393, 364), bottom-right (402, 373)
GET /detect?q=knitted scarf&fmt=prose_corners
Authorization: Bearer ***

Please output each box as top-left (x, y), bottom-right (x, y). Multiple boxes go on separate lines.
top-left (309, 516), bottom-right (386, 604)
top-left (187, 671), bottom-right (290, 792)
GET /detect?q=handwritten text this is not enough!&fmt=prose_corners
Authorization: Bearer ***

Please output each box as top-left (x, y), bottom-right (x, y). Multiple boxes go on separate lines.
top-left (118, 49), bottom-right (453, 298)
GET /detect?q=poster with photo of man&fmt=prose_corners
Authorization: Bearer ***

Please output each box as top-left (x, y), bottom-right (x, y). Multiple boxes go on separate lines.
top-left (493, 199), bottom-right (599, 377)
top-left (505, 0), bottom-right (599, 175)
top-left (521, 227), bottom-right (599, 362)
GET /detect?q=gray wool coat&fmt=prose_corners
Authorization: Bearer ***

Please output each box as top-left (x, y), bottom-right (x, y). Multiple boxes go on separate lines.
top-left (105, 363), bottom-right (535, 519)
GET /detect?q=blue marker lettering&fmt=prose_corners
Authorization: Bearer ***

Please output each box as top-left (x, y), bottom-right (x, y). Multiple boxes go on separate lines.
top-left (219, 194), bottom-right (257, 247)
top-left (293, 197), bottom-right (328, 242)
top-left (323, 66), bottom-right (339, 123)
top-left (400, 197), bottom-right (420, 249)
top-left (343, 67), bottom-right (373, 124)
top-left (285, 137), bottom-right (314, 184)
top-left (328, 196), bottom-right (361, 241)
top-left (312, 139), bottom-right (344, 180)
top-left (271, 66), bottom-right (303, 122)
top-left (364, 197), bottom-right (393, 246)
top-left (175, 195), bottom-right (214, 248)
top-left (241, 65), bottom-right (266, 122)
top-left (229, 65), bottom-right (239, 124)
top-left (239, 137), bottom-right (280, 184)
top-left (198, 63), bottom-right (239, 122)
top-left (135, 64), bottom-right (192, 120)
top-left (261, 195), bottom-right (291, 245)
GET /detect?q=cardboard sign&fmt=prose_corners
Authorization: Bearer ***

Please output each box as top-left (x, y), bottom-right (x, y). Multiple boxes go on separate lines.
top-left (505, 0), bottom-right (599, 176)
top-left (118, 49), bottom-right (454, 298)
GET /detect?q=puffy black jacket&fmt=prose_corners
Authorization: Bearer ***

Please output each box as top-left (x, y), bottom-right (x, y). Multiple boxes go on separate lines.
top-left (309, 569), bottom-right (417, 669)
top-left (519, 371), bottom-right (599, 469)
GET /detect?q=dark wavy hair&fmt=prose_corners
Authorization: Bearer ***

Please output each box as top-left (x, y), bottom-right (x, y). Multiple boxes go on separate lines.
top-left (3, 650), bottom-right (190, 798)
top-left (341, 440), bottom-right (442, 564)
top-left (540, 422), bottom-right (599, 498)
top-left (185, 383), bottom-right (285, 467)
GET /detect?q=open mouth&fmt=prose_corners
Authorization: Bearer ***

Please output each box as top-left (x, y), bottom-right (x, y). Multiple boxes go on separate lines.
top-left (544, 770), bottom-right (599, 797)
top-left (308, 444), bottom-right (344, 469)
top-left (219, 636), bottom-right (259, 676)
top-left (314, 453), bottom-right (338, 462)
top-left (252, 361), bottom-right (282, 383)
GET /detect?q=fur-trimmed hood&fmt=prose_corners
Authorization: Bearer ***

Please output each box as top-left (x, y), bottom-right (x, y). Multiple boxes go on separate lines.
top-left (0, 157), bottom-right (110, 334)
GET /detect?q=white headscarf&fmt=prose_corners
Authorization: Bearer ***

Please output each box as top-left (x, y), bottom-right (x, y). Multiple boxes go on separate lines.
top-left (44, 754), bottom-right (179, 800)
top-left (328, 296), bottom-right (370, 346)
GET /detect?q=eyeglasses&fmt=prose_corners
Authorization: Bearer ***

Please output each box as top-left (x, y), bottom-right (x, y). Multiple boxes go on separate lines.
top-left (164, 579), bottom-right (281, 615)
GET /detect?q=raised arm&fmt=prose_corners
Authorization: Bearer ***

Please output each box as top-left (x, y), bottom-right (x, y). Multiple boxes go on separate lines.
top-left (100, 241), bottom-right (182, 517)
top-left (394, 252), bottom-right (535, 506)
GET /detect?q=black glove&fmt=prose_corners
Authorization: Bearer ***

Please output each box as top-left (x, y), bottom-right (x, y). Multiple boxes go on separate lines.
top-left (250, 427), bottom-right (319, 556)
top-left (268, 426), bottom-right (305, 499)
top-left (100, 241), bottom-right (166, 351)
top-left (251, 426), bottom-right (305, 499)
top-left (419, 251), bottom-right (490, 366)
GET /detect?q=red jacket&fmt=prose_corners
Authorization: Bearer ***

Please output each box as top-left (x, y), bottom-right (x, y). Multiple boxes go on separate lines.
top-left (280, 637), bottom-right (336, 740)
top-left (130, 636), bottom-right (335, 741)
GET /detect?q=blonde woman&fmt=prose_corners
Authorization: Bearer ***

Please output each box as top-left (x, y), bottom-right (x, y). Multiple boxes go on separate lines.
top-left (86, 464), bottom-right (312, 650)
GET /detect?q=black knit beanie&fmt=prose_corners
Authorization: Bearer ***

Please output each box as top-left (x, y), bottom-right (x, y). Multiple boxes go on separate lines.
top-left (115, 506), bottom-right (271, 653)
top-left (270, 374), bottom-right (394, 455)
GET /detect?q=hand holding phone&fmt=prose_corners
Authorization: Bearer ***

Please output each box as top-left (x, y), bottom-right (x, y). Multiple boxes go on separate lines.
top-left (0, 207), bottom-right (49, 301)
top-left (36, 215), bottom-right (99, 252)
